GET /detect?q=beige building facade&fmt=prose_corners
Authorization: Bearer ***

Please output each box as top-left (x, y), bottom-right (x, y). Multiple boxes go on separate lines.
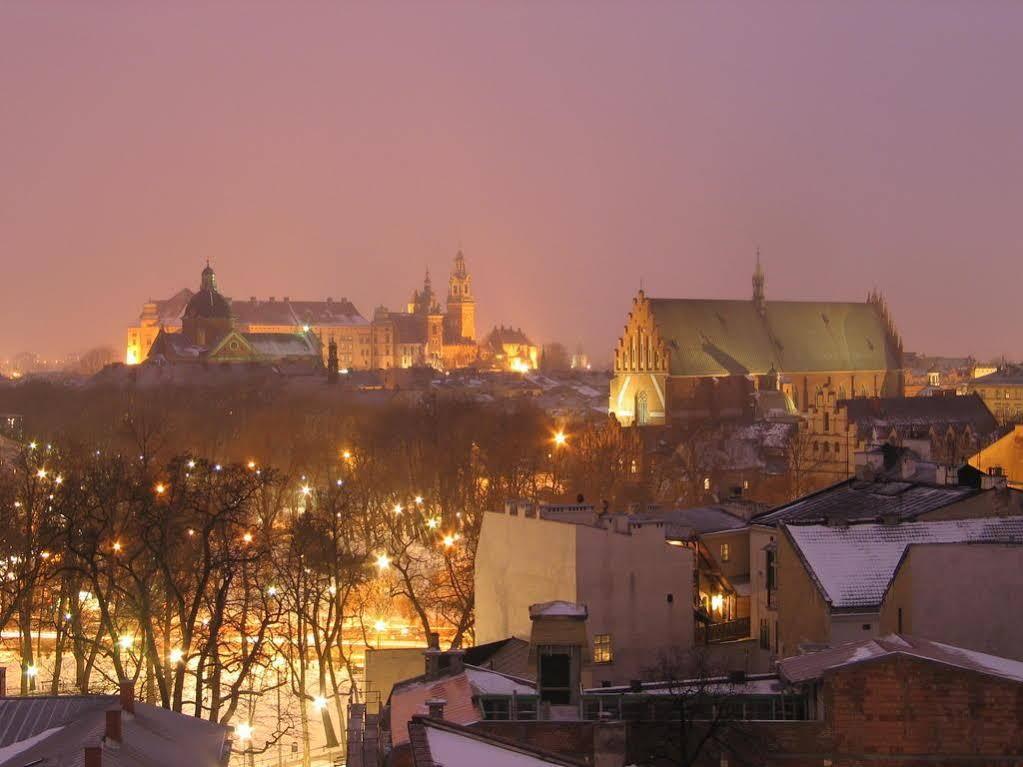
top-left (474, 503), bottom-right (695, 685)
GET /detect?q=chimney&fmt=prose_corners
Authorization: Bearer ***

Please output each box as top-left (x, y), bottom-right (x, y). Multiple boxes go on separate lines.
top-left (105, 708), bottom-right (122, 743)
top-left (0, 667), bottom-right (6, 697)
top-left (84, 746), bottom-right (102, 767)
top-left (426, 698), bottom-right (446, 719)
top-left (119, 679), bottom-right (135, 714)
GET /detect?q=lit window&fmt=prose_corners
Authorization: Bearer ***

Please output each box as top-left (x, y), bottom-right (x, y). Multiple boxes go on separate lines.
top-left (720, 543), bottom-right (730, 562)
top-left (703, 477), bottom-right (710, 491)
top-left (592, 633), bottom-right (613, 664)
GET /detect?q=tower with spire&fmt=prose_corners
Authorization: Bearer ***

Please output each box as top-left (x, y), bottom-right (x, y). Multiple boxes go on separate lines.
top-left (445, 249), bottom-right (476, 342)
top-left (408, 268), bottom-right (441, 316)
top-left (752, 249), bottom-right (766, 317)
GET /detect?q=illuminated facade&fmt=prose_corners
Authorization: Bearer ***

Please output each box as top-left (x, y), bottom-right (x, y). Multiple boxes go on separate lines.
top-left (968, 365), bottom-right (1023, 424)
top-left (371, 250), bottom-right (481, 370)
top-left (127, 285), bottom-right (370, 368)
top-left (481, 326), bottom-right (539, 372)
top-left (127, 249), bottom-right (488, 371)
top-left (610, 259), bottom-right (905, 426)
top-left (147, 265), bottom-right (322, 365)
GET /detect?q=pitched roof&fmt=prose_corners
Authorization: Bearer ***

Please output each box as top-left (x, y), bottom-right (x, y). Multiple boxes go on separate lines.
top-left (408, 716), bottom-right (587, 767)
top-left (783, 517), bottom-right (1023, 609)
top-left (634, 505), bottom-right (748, 535)
top-left (390, 666), bottom-right (536, 746)
top-left (461, 638), bottom-right (526, 668)
top-left (754, 477), bottom-right (979, 526)
top-left (486, 327), bottom-right (533, 347)
top-left (0, 697), bottom-right (229, 767)
top-left (242, 332), bottom-right (320, 359)
top-left (779, 634), bottom-right (1023, 685)
top-left (148, 289), bottom-right (194, 323)
top-left (153, 291), bottom-right (367, 327)
top-left (842, 394), bottom-right (998, 439)
top-left (646, 298), bottom-right (899, 377)
top-left (972, 365), bottom-right (1023, 386)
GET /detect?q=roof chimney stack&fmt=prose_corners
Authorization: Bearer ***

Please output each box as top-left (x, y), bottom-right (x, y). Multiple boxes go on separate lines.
top-left (426, 698), bottom-right (446, 719)
top-left (84, 746), bottom-right (102, 767)
top-left (119, 679), bottom-right (135, 714)
top-left (105, 708), bottom-right (122, 743)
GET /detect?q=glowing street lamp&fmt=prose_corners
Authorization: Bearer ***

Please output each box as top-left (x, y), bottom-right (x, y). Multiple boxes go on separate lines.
top-left (242, 532), bottom-right (253, 544)
top-left (25, 665), bottom-right (37, 678)
top-left (442, 534), bottom-right (456, 548)
top-left (341, 450), bottom-right (353, 462)
top-left (374, 619), bottom-right (387, 632)
top-left (414, 495), bottom-right (424, 505)
top-left (300, 485), bottom-right (312, 497)
top-left (119, 635), bottom-right (133, 650)
top-left (154, 483), bottom-right (166, 495)
top-left (553, 431), bottom-right (567, 448)
top-left (393, 503), bottom-right (403, 515)
top-left (169, 648), bottom-right (184, 664)
top-left (112, 541), bottom-right (122, 553)
top-left (235, 723), bottom-right (253, 742)
top-left (267, 586), bottom-right (278, 596)
top-left (426, 517), bottom-right (440, 530)
top-left (375, 553), bottom-right (391, 571)
top-left (247, 460), bottom-right (256, 470)
top-left (36, 468), bottom-right (47, 479)
top-left (313, 695), bottom-right (327, 711)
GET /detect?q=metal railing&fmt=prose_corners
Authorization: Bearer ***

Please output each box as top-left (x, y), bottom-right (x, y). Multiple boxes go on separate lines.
top-left (695, 616), bottom-right (751, 644)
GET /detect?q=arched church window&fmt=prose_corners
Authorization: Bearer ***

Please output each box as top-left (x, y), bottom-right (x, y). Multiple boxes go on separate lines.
top-left (635, 390), bottom-right (649, 426)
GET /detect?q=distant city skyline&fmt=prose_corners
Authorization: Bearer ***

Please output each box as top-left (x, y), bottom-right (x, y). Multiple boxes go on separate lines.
top-left (3, 2), bottom-right (1023, 363)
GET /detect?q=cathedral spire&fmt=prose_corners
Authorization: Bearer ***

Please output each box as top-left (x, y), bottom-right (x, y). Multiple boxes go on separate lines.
top-left (201, 260), bottom-right (217, 293)
top-left (752, 249), bottom-right (766, 315)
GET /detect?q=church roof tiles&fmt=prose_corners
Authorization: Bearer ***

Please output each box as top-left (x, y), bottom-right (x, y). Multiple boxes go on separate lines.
top-left (646, 298), bottom-right (900, 377)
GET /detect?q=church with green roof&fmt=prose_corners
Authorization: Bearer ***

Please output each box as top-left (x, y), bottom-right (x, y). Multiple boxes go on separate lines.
top-left (610, 259), bottom-right (904, 426)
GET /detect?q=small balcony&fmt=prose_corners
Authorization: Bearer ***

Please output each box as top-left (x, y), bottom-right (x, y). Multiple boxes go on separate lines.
top-left (695, 616), bottom-right (751, 644)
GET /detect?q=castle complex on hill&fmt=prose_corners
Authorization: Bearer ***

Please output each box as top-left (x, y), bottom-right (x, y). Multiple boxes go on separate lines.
top-left (126, 250), bottom-right (539, 372)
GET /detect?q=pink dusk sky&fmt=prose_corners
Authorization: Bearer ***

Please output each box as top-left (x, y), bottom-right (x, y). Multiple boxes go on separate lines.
top-left (2, 1), bottom-right (1022, 364)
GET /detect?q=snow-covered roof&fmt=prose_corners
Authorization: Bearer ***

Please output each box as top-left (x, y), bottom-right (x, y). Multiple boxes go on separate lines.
top-left (408, 716), bottom-right (587, 767)
top-left (585, 673), bottom-right (785, 697)
top-left (634, 505), bottom-right (747, 535)
top-left (780, 634), bottom-right (1023, 685)
top-left (465, 667), bottom-right (536, 696)
top-left (785, 517), bottom-right (1023, 608)
top-left (756, 477), bottom-right (979, 526)
top-left (528, 601), bottom-right (588, 619)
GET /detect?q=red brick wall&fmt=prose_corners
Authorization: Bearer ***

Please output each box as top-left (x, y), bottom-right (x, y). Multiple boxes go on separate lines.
top-left (823, 655), bottom-right (1023, 760)
top-left (471, 721), bottom-right (596, 762)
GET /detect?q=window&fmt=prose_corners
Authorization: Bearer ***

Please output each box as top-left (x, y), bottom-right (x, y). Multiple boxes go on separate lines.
top-left (823, 412), bottom-right (830, 432)
top-left (759, 618), bottom-right (770, 650)
top-left (720, 543), bottom-right (731, 562)
top-left (593, 633), bottom-right (613, 664)
top-left (703, 477), bottom-right (710, 491)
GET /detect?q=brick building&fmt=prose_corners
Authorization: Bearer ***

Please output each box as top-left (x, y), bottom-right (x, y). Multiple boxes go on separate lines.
top-left (609, 260), bottom-right (904, 427)
top-left (398, 635), bottom-right (1023, 766)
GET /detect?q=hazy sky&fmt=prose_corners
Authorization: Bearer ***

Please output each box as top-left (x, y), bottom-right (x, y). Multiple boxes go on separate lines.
top-left (3, 1), bottom-right (1022, 364)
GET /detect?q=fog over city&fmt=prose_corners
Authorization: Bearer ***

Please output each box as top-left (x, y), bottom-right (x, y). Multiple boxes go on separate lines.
top-left (3, 2), bottom-right (1023, 362)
